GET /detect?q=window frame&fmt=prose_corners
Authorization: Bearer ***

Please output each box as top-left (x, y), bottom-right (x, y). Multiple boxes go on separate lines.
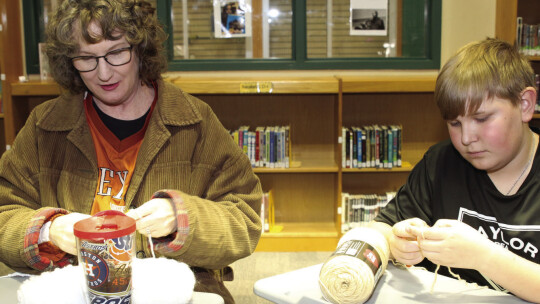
top-left (22, 0), bottom-right (441, 74)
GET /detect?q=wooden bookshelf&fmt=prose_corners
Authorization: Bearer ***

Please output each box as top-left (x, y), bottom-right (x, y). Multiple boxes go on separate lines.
top-left (164, 72), bottom-right (340, 94)
top-left (5, 71), bottom-right (447, 252)
top-left (496, 0), bottom-right (540, 69)
top-left (339, 73), bottom-right (447, 241)
top-left (496, 0), bottom-right (540, 128)
top-left (10, 80), bottom-right (61, 96)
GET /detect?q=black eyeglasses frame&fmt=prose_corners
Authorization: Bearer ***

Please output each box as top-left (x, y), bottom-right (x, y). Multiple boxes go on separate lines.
top-left (71, 45), bottom-right (133, 73)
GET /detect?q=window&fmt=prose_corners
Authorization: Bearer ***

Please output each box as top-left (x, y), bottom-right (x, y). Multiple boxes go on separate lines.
top-left (23, 0), bottom-right (441, 74)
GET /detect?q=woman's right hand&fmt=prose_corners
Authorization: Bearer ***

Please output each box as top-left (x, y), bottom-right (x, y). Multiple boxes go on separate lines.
top-left (49, 212), bottom-right (91, 255)
top-left (390, 218), bottom-right (428, 266)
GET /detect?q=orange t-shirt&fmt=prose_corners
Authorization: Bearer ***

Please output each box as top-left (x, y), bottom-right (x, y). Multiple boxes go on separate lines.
top-left (84, 91), bottom-right (156, 215)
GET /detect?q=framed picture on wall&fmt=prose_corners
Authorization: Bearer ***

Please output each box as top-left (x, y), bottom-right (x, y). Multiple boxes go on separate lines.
top-left (213, 0), bottom-right (252, 38)
top-left (350, 0), bottom-right (388, 36)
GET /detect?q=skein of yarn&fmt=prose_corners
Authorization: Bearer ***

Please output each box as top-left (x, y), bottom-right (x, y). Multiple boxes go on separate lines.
top-left (319, 227), bottom-right (390, 304)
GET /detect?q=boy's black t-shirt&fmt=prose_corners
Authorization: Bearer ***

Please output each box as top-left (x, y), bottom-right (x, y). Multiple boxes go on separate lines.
top-left (376, 128), bottom-right (540, 291)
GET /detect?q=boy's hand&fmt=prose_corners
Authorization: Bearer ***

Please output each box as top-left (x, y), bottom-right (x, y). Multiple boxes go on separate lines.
top-left (412, 219), bottom-right (495, 270)
top-left (390, 218), bottom-right (428, 266)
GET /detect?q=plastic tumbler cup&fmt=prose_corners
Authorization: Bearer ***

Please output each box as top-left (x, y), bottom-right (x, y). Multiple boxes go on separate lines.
top-left (74, 210), bottom-right (136, 304)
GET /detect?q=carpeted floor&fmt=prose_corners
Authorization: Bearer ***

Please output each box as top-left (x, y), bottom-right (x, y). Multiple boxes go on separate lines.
top-left (225, 251), bottom-right (333, 304)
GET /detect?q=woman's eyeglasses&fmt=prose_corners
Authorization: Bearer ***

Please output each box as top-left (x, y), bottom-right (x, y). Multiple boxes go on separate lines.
top-left (71, 46), bottom-right (133, 72)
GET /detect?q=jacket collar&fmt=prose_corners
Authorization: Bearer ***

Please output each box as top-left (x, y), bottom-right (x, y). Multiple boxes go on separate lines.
top-left (37, 80), bottom-right (203, 131)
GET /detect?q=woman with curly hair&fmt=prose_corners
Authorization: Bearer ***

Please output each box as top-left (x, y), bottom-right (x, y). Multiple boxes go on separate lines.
top-left (0, 1), bottom-right (262, 303)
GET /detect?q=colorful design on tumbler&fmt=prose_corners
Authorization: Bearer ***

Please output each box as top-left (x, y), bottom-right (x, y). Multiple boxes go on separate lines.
top-left (81, 249), bottom-right (109, 288)
top-left (79, 237), bottom-right (133, 295)
top-left (107, 235), bottom-right (133, 263)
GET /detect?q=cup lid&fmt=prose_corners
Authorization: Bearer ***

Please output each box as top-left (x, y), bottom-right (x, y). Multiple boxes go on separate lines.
top-left (74, 210), bottom-right (136, 240)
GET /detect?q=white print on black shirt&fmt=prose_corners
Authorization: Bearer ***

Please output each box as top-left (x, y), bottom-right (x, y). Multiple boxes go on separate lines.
top-left (458, 207), bottom-right (540, 259)
top-left (97, 167), bottom-right (129, 199)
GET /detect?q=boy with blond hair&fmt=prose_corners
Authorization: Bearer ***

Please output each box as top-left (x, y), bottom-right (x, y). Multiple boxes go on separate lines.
top-left (373, 38), bottom-right (540, 302)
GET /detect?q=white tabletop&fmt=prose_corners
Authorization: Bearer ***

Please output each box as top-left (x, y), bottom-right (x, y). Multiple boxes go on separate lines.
top-left (254, 263), bottom-right (527, 304)
top-left (0, 275), bottom-right (223, 304)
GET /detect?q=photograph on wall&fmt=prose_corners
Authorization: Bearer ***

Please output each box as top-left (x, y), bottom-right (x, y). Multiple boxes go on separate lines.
top-left (213, 0), bottom-right (252, 38)
top-left (350, 0), bottom-right (388, 36)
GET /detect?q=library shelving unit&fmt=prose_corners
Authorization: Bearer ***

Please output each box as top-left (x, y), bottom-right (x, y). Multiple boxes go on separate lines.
top-left (340, 72), bottom-right (447, 234)
top-left (7, 71), bottom-right (448, 251)
top-left (515, 0), bottom-right (540, 74)
top-left (496, 0), bottom-right (540, 126)
top-left (496, 0), bottom-right (540, 70)
top-left (495, 0), bottom-right (540, 127)
top-left (167, 72), bottom-right (342, 252)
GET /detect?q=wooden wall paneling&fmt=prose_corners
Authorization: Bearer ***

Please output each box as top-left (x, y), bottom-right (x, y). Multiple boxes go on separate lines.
top-left (495, 0), bottom-right (518, 44)
top-left (342, 171), bottom-right (410, 194)
top-left (251, 0), bottom-right (263, 58)
top-left (0, 0), bottom-right (24, 147)
top-left (516, 0), bottom-right (540, 25)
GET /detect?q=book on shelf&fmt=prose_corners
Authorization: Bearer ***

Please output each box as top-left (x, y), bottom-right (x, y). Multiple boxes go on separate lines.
top-left (341, 124), bottom-right (402, 169)
top-left (261, 190), bottom-right (282, 234)
top-left (374, 125), bottom-right (381, 168)
top-left (392, 125), bottom-right (401, 167)
top-left (341, 127), bottom-right (346, 168)
top-left (381, 125), bottom-right (388, 168)
top-left (369, 125), bottom-right (375, 167)
top-left (230, 125), bottom-right (291, 168)
top-left (361, 128), bottom-right (367, 166)
top-left (340, 192), bottom-right (396, 233)
top-left (261, 190), bottom-right (270, 233)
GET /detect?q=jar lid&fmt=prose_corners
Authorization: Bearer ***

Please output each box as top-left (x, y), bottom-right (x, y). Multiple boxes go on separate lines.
top-left (74, 210), bottom-right (136, 240)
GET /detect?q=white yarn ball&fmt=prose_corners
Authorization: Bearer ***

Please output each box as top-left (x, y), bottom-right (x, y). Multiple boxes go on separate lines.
top-left (17, 265), bottom-right (87, 304)
top-left (319, 227), bottom-right (390, 304)
top-left (17, 257), bottom-right (195, 304)
top-left (132, 257), bottom-right (196, 304)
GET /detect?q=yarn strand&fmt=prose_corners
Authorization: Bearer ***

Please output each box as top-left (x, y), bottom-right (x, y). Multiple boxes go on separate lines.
top-left (146, 228), bottom-right (156, 258)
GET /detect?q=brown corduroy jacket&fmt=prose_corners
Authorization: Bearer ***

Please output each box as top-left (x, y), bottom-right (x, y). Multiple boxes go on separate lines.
top-left (0, 80), bottom-right (262, 300)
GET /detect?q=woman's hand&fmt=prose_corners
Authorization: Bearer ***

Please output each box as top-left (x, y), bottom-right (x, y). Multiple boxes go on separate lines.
top-left (49, 212), bottom-right (91, 255)
top-left (409, 219), bottom-right (496, 270)
top-left (126, 198), bottom-right (177, 238)
top-left (389, 218), bottom-right (429, 266)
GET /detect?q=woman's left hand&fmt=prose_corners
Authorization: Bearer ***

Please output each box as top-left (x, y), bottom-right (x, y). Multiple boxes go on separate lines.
top-left (408, 219), bottom-right (496, 269)
top-left (126, 198), bottom-right (177, 237)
